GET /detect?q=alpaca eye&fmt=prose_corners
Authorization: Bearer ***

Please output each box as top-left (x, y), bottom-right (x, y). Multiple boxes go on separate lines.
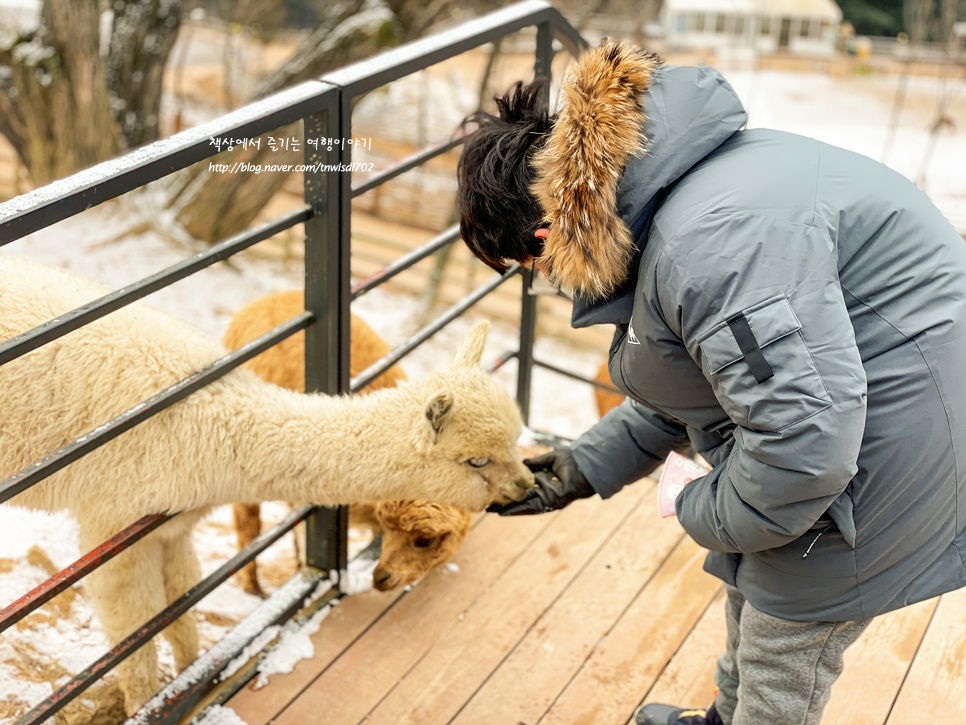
top-left (466, 457), bottom-right (491, 468)
top-left (414, 537), bottom-right (436, 548)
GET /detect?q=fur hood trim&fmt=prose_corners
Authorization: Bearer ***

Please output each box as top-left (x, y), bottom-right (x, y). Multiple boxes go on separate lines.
top-left (531, 41), bottom-right (662, 299)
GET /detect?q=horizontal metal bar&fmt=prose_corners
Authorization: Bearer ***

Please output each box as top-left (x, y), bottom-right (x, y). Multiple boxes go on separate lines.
top-left (0, 312), bottom-right (313, 505)
top-left (484, 349), bottom-right (518, 374)
top-left (351, 135), bottom-right (466, 198)
top-left (14, 505), bottom-right (317, 725)
top-left (533, 357), bottom-right (623, 395)
top-left (325, 1), bottom-right (563, 97)
top-left (0, 514), bottom-right (172, 634)
top-left (0, 207), bottom-right (311, 368)
top-left (523, 427), bottom-right (574, 449)
top-left (0, 82), bottom-right (335, 245)
top-left (351, 265), bottom-right (521, 392)
top-left (350, 225), bottom-right (460, 300)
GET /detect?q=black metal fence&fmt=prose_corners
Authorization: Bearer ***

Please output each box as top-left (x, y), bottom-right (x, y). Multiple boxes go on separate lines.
top-left (0, 2), bottom-right (588, 723)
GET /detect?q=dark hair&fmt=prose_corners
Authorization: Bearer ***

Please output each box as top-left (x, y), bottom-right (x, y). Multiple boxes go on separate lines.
top-left (457, 80), bottom-right (555, 273)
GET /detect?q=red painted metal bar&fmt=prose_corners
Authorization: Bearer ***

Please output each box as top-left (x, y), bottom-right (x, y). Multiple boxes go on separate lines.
top-left (0, 514), bottom-right (172, 634)
top-left (13, 505), bottom-right (315, 725)
top-left (485, 349), bottom-right (518, 374)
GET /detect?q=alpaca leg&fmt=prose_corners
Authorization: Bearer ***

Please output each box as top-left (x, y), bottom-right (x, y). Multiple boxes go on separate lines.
top-left (233, 502), bottom-right (265, 597)
top-left (160, 534), bottom-right (201, 672)
top-left (83, 538), bottom-right (166, 716)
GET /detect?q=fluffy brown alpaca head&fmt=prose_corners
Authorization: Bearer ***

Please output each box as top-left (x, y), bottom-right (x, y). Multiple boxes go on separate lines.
top-left (369, 500), bottom-right (474, 591)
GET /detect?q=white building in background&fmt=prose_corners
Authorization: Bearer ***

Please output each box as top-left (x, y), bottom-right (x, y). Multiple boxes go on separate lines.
top-left (663, 0), bottom-right (843, 57)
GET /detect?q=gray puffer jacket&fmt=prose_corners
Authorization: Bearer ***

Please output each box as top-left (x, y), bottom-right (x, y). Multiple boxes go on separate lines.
top-left (534, 42), bottom-right (966, 621)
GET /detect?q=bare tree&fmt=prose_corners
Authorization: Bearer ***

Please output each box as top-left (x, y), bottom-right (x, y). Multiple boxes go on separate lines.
top-left (915, 0), bottom-right (964, 189)
top-left (882, 0), bottom-right (936, 164)
top-left (0, 0), bottom-right (182, 186)
top-left (174, 0), bottom-right (456, 243)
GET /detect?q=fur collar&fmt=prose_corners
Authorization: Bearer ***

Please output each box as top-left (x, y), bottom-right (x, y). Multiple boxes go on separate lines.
top-left (531, 41), bottom-right (662, 299)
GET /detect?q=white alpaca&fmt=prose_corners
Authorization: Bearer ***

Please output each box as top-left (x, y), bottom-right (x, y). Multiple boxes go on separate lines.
top-left (0, 256), bottom-right (534, 715)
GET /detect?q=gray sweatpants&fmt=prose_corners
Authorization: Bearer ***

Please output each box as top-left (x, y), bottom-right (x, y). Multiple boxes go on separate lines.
top-left (713, 585), bottom-right (872, 725)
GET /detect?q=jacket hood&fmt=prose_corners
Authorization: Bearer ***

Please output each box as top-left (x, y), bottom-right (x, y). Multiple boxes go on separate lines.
top-left (531, 41), bottom-right (747, 320)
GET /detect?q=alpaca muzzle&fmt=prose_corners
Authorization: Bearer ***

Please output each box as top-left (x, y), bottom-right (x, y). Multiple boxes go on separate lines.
top-left (495, 472), bottom-right (537, 505)
top-left (372, 565), bottom-right (394, 591)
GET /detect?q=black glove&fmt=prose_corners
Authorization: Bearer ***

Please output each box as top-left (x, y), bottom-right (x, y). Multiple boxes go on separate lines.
top-left (488, 448), bottom-right (597, 516)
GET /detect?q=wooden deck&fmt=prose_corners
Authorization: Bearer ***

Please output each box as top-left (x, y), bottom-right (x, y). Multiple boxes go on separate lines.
top-left (226, 478), bottom-right (966, 725)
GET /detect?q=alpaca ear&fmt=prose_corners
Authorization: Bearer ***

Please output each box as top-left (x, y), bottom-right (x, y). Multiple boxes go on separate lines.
top-left (452, 321), bottom-right (490, 369)
top-left (424, 389), bottom-right (454, 443)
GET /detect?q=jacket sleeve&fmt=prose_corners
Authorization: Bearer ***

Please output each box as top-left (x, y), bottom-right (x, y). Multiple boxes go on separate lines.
top-left (663, 213), bottom-right (867, 553)
top-left (571, 397), bottom-right (690, 499)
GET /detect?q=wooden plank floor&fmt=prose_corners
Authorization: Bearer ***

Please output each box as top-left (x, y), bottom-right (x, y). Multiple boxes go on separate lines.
top-left (227, 478), bottom-right (966, 725)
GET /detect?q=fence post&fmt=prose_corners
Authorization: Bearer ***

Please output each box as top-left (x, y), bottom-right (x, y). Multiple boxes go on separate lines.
top-left (516, 20), bottom-right (556, 425)
top-left (302, 88), bottom-right (349, 581)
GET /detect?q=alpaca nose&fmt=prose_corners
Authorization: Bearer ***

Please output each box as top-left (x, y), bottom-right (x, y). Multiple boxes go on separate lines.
top-left (372, 566), bottom-right (393, 591)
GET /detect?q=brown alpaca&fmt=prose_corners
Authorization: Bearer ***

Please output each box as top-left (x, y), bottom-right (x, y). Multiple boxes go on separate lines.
top-left (224, 290), bottom-right (473, 596)
top-left (593, 361), bottom-right (625, 418)
top-left (362, 500), bottom-right (474, 590)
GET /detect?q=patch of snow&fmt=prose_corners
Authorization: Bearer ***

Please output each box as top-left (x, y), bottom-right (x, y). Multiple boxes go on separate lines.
top-left (342, 556), bottom-right (378, 595)
top-left (218, 625), bottom-right (281, 683)
top-left (10, 36), bottom-right (54, 65)
top-left (0, 0), bottom-right (40, 34)
top-left (191, 704), bottom-right (250, 725)
top-left (132, 575), bottom-right (330, 724)
top-left (302, 579), bottom-right (334, 609)
top-left (250, 604), bottom-right (332, 690)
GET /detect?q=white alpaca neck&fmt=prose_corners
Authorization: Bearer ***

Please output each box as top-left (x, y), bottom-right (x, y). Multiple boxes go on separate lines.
top-left (202, 374), bottom-right (425, 509)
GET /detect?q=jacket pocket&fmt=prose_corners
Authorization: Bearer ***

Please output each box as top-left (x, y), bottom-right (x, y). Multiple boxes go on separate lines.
top-left (697, 296), bottom-right (832, 432)
top-left (751, 525), bottom-right (857, 579)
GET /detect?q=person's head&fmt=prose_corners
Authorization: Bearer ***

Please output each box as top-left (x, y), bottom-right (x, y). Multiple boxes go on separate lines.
top-left (457, 79), bottom-right (555, 274)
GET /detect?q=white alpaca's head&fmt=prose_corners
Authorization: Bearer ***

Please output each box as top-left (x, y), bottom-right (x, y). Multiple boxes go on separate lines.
top-left (406, 321), bottom-right (535, 512)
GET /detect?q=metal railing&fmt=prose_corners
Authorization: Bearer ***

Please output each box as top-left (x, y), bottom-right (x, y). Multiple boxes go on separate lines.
top-left (0, 2), bottom-right (589, 723)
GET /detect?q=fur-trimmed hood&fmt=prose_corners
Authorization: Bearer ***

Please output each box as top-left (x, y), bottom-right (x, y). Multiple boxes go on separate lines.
top-left (531, 42), bottom-right (747, 310)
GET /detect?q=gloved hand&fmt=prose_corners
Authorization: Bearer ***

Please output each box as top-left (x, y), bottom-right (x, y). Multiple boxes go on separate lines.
top-left (488, 448), bottom-right (597, 516)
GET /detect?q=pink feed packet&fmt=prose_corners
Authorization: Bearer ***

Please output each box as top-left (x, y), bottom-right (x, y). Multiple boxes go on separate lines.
top-left (657, 451), bottom-right (711, 518)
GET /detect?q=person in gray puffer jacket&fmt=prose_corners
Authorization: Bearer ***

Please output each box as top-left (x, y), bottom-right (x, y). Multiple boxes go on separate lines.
top-left (457, 41), bottom-right (966, 725)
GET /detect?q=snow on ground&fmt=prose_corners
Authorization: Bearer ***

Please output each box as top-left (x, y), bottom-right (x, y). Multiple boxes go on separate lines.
top-left (192, 704), bottom-right (250, 725)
